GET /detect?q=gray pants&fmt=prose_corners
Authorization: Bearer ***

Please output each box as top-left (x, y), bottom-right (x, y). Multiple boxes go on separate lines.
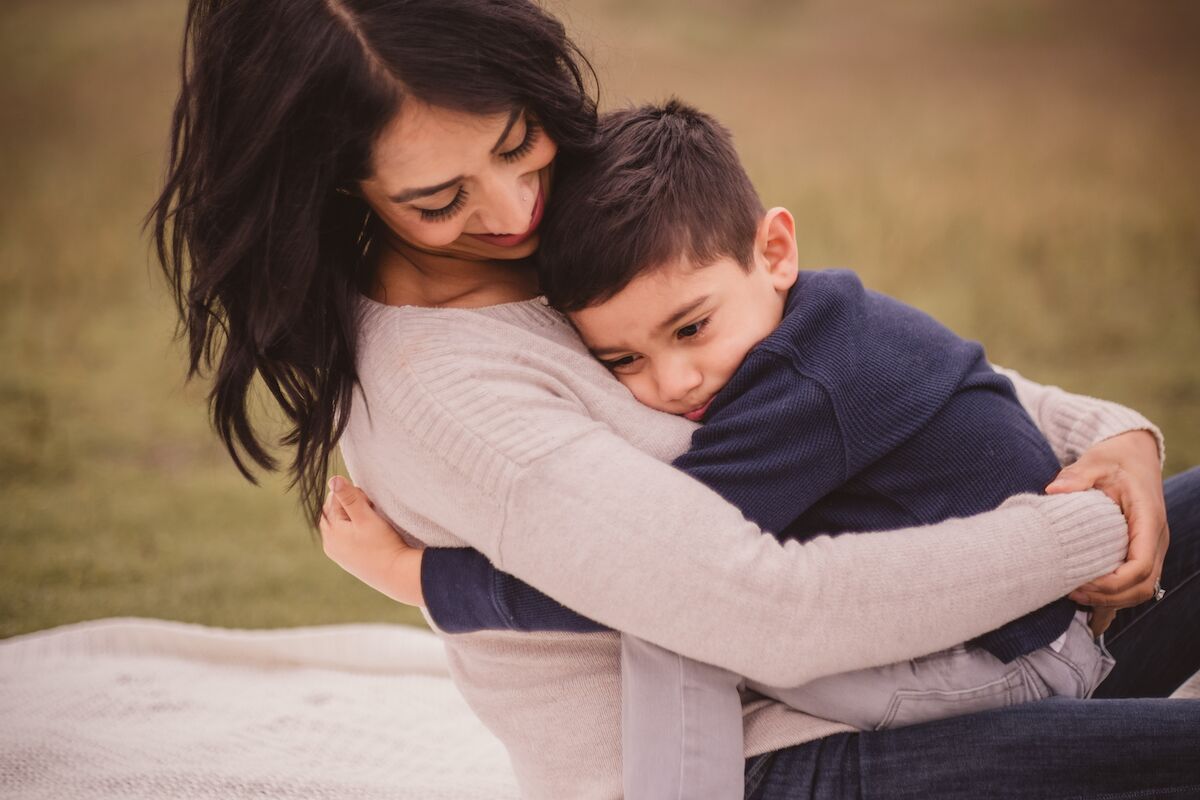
top-left (621, 612), bottom-right (1115, 800)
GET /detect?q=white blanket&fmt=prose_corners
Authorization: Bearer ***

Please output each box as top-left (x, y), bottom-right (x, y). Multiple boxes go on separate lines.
top-left (0, 618), bottom-right (520, 799)
top-left (3, 618), bottom-right (1197, 800)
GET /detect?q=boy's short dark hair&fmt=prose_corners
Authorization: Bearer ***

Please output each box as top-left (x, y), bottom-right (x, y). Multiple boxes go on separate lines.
top-left (538, 99), bottom-right (764, 312)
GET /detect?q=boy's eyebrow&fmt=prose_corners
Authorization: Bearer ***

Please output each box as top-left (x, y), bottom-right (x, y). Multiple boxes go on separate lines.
top-left (654, 295), bottom-right (709, 335)
top-left (388, 109), bottom-right (522, 203)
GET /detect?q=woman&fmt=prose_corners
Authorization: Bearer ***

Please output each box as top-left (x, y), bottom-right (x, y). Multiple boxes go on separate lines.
top-left (150, 1), bottom-right (1200, 797)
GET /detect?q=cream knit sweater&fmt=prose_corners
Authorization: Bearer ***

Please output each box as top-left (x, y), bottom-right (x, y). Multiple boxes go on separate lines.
top-left (339, 296), bottom-right (1149, 799)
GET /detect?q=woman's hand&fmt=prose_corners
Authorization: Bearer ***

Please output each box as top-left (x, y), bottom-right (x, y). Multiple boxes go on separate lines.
top-left (1046, 430), bottom-right (1167, 627)
top-left (319, 475), bottom-right (426, 607)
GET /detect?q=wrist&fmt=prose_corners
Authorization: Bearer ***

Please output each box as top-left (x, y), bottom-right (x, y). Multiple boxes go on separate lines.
top-left (409, 549), bottom-right (426, 607)
top-left (1074, 409), bottom-right (1165, 469)
top-left (384, 548), bottom-right (426, 608)
top-left (1111, 429), bottom-right (1162, 466)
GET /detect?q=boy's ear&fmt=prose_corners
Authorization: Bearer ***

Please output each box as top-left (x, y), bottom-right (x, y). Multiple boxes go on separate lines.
top-left (755, 207), bottom-right (799, 293)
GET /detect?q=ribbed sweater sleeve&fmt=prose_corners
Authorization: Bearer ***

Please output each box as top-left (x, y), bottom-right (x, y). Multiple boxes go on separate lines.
top-left (995, 365), bottom-right (1166, 466)
top-left (367, 310), bottom-right (1129, 685)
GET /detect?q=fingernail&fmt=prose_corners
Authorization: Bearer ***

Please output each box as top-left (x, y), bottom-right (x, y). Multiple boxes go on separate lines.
top-left (329, 476), bottom-right (345, 492)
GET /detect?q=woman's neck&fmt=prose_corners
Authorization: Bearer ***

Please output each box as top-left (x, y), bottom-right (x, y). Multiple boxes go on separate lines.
top-left (369, 237), bottom-right (540, 309)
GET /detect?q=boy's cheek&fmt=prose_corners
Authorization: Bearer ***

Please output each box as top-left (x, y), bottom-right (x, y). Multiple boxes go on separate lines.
top-left (618, 375), bottom-right (667, 414)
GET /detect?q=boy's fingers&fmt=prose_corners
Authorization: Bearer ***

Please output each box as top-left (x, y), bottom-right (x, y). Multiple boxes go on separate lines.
top-left (1088, 607), bottom-right (1117, 637)
top-left (318, 514), bottom-right (336, 545)
top-left (328, 475), bottom-right (370, 523)
top-left (323, 486), bottom-right (350, 524)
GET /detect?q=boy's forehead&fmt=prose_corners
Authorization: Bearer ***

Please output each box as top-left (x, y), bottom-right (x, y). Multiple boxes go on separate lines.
top-left (620, 253), bottom-right (731, 302)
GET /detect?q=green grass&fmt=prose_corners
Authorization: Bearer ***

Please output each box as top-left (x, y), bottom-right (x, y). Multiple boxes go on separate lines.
top-left (2, 0), bottom-right (1198, 638)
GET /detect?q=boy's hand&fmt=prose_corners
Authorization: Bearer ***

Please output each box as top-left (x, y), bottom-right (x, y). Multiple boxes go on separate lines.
top-left (319, 475), bottom-right (425, 607)
top-left (1046, 430), bottom-right (1167, 613)
top-left (1088, 607), bottom-right (1117, 638)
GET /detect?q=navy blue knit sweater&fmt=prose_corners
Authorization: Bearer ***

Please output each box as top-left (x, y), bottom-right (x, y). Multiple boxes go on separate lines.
top-left (420, 269), bottom-right (1075, 663)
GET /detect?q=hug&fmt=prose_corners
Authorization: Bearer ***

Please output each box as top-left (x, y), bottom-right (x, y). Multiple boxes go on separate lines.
top-left (152, 1), bottom-right (1200, 797)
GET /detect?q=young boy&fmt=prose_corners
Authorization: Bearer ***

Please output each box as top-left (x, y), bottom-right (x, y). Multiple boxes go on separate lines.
top-left (333, 101), bottom-right (1115, 799)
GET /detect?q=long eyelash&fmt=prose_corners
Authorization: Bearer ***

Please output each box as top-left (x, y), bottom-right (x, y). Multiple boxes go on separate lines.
top-left (499, 121), bottom-right (540, 164)
top-left (419, 187), bottom-right (469, 221)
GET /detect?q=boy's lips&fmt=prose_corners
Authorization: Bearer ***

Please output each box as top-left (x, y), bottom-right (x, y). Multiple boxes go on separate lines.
top-left (683, 398), bottom-right (713, 422)
top-left (466, 185), bottom-right (545, 248)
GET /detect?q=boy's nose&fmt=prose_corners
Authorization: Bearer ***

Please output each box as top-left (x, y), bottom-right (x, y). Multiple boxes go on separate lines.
top-left (657, 360), bottom-right (704, 405)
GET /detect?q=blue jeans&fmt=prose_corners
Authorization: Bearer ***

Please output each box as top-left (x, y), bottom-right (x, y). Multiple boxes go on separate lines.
top-left (745, 467), bottom-right (1200, 800)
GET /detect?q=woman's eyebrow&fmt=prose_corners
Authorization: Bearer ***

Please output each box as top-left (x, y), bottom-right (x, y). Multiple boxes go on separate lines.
top-left (388, 177), bottom-right (462, 204)
top-left (489, 108), bottom-right (523, 154)
top-left (387, 109), bottom-right (523, 203)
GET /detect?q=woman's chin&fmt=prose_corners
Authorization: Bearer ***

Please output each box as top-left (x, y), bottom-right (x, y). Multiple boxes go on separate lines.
top-left (448, 232), bottom-right (540, 261)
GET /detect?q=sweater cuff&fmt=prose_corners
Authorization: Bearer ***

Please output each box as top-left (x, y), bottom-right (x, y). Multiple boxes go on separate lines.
top-left (1049, 396), bottom-right (1166, 469)
top-left (1026, 490), bottom-right (1129, 591)
top-left (420, 548), bottom-right (512, 634)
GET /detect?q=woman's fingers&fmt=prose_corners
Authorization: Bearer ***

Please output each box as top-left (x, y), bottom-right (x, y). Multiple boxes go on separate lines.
top-left (1053, 432), bottom-right (1169, 612)
top-left (1071, 566), bottom-right (1153, 608)
top-left (1070, 516), bottom-right (1165, 607)
top-left (1045, 461), bottom-right (1105, 495)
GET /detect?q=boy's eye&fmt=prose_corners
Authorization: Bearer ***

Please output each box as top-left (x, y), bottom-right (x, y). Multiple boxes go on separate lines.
top-left (499, 119), bottom-right (541, 164)
top-left (676, 318), bottom-right (709, 339)
top-left (417, 187), bottom-right (469, 221)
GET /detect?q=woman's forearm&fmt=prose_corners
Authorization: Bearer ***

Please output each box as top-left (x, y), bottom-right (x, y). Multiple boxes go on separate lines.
top-left (491, 428), bottom-right (1126, 687)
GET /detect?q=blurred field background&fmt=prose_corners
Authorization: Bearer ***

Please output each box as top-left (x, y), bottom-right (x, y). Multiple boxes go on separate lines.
top-left (1, 0), bottom-right (1197, 638)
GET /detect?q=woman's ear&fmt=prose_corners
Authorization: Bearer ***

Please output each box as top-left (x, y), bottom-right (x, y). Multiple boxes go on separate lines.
top-left (756, 207), bottom-right (799, 293)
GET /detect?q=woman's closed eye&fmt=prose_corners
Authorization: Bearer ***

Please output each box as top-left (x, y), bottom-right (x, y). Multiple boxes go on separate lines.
top-left (414, 120), bottom-right (540, 222)
top-left (500, 119), bottom-right (541, 164)
top-left (417, 187), bottom-right (469, 221)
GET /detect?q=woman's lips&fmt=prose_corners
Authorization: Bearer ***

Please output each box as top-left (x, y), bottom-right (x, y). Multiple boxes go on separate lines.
top-left (466, 184), bottom-right (545, 248)
top-left (683, 398), bottom-right (713, 422)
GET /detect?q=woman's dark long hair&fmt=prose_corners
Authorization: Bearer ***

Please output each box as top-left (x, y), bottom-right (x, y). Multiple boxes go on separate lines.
top-left (149, 0), bottom-right (598, 525)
